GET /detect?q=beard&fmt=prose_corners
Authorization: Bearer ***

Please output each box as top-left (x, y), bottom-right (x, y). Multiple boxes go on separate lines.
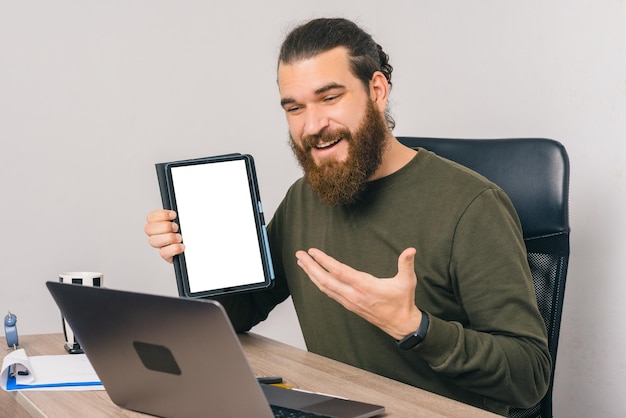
top-left (289, 99), bottom-right (389, 206)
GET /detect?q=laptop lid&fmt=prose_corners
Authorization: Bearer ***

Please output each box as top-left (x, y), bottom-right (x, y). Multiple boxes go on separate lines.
top-left (46, 282), bottom-right (384, 418)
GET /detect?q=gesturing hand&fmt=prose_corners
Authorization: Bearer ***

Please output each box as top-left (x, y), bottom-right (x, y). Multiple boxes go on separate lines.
top-left (295, 247), bottom-right (423, 340)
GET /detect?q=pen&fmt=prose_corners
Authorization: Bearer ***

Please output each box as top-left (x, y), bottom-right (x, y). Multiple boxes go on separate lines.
top-left (257, 376), bottom-right (283, 385)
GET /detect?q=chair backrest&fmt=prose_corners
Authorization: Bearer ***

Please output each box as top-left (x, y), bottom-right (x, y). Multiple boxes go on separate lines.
top-left (397, 137), bottom-right (570, 418)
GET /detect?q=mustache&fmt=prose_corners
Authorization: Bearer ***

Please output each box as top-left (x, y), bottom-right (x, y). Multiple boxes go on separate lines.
top-left (299, 129), bottom-right (352, 151)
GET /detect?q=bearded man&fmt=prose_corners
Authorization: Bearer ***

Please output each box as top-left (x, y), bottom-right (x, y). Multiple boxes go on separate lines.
top-left (145, 18), bottom-right (550, 416)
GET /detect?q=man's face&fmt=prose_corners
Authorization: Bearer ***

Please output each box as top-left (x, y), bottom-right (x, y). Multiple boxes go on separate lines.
top-left (278, 47), bottom-right (389, 205)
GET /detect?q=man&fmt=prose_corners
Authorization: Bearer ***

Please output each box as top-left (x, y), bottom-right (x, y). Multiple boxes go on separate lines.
top-left (145, 18), bottom-right (550, 416)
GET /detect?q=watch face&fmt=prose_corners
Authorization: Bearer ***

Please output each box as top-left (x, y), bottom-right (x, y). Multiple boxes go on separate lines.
top-left (398, 332), bottom-right (422, 350)
top-left (397, 311), bottom-right (429, 350)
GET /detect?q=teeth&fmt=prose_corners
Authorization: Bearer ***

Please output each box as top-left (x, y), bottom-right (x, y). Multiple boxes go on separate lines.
top-left (316, 137), bottom-right (342, 149)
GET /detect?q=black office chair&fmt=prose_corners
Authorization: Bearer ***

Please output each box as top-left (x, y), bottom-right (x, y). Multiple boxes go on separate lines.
top-left (397, 137), bottom-right (570, 418)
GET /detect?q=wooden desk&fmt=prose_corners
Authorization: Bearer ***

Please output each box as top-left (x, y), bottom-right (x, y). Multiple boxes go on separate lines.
top-left (2, 334), bottom-right (498, 417)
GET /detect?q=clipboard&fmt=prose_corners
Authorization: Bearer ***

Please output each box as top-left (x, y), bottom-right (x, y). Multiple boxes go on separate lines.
top-left (156, 153), bottom-right (274, 298)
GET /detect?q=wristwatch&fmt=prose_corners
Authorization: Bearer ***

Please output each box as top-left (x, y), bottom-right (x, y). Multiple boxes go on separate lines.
top-left (397, 310), bottom-right (429, 350)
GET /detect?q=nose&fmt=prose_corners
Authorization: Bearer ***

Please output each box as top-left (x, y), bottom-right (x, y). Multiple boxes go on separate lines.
top-left (302, 105), bottom-right (330, 138)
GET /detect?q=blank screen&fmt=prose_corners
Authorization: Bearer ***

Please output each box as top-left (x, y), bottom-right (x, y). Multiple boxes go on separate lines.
top-left (169, 159), bottom-right (266, 294)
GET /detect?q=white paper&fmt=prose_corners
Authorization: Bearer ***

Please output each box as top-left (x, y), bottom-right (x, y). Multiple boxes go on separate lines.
top-left (1, 348), bottom-right (103, 391)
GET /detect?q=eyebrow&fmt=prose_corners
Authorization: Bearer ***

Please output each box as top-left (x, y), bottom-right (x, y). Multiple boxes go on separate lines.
top-left (280, 82), bottom-right (347, 108)
top-left (314, 82), bottom-right (346, 95)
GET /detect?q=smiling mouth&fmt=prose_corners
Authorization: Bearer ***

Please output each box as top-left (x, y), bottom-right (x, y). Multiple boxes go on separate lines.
top-left (315, 137), bottom-right (342, 149)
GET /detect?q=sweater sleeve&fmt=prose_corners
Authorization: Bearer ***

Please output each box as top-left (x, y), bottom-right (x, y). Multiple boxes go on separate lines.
top-left (413, 188), bottom-right (551, 409)
top-left (213, 279), bottom-right (289, 333)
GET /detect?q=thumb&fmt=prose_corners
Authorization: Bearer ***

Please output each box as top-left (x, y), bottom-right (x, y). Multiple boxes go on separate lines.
top-left (397, 247), bottom-right (417, 275)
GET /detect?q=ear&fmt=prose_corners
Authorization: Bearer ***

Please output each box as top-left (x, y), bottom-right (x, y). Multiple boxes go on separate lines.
top-left (369, 71), bottom-right (389, 112)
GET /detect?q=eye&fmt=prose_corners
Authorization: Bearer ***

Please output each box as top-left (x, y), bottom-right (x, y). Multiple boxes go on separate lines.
top-left (323, 94), bottom-right (340, 103)
top-left (285, 105), bottom-right (302, 114)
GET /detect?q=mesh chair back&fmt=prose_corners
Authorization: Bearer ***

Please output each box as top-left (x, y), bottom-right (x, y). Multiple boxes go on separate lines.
top-left (397, 137), bottom-right (570, 418)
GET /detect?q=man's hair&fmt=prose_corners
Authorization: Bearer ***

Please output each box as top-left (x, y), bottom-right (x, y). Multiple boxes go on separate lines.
top-left (279, 18), bottom-right (395, 130)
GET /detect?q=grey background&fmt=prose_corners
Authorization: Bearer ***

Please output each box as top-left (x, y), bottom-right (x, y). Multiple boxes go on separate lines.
top-left (1, 1), bottom-right (625, 416)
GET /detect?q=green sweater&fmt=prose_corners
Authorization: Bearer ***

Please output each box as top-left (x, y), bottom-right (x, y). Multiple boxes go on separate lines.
top-left (218, 149), bottom-right (550, 416)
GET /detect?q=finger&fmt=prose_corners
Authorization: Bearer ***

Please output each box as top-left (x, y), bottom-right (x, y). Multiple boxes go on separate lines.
top-left (296, 250), bottom-right (360, 302)
top-left (148, 232), bottom-right (182, 249)
top-left (395, 248), bottom-right (418, 296)
top-left (144, 220), bottom-right (179, 236)
top-left (146, 209), bottom-right (177, 223)
top-left (397, 247), bottom-right (417, 274)
top-left (306, 248), bottom-right (358, 283)
top-left (295, 250), bottom-right (329, 283)
top-left (159, 243), bottom-right (185, 264)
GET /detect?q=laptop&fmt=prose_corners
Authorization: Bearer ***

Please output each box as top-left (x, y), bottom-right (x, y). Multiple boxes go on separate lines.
top-left (46, 282), bottom-right (385, 418)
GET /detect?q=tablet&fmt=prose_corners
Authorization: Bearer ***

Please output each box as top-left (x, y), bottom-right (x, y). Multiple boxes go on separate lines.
top-left (155, 154), bottom-right (274, 298)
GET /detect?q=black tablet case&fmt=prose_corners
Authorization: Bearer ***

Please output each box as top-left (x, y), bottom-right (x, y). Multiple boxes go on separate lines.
top-left (155, 153), bottom-right (274, 298)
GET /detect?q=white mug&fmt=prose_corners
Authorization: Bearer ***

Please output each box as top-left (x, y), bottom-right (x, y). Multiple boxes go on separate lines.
top-left (58, 271), bottom-right (104, 353)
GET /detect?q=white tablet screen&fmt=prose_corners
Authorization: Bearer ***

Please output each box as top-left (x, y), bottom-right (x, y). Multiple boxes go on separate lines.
top-left (169, 159), bottom-right (267, 294)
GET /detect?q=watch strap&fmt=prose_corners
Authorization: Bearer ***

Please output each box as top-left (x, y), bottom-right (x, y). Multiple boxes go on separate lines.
top-left (397, 310), bottom-right (429, 350)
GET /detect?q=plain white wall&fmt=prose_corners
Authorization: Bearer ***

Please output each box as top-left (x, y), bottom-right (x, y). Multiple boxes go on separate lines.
top-left (1, 1), bottom-right (624, 417)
